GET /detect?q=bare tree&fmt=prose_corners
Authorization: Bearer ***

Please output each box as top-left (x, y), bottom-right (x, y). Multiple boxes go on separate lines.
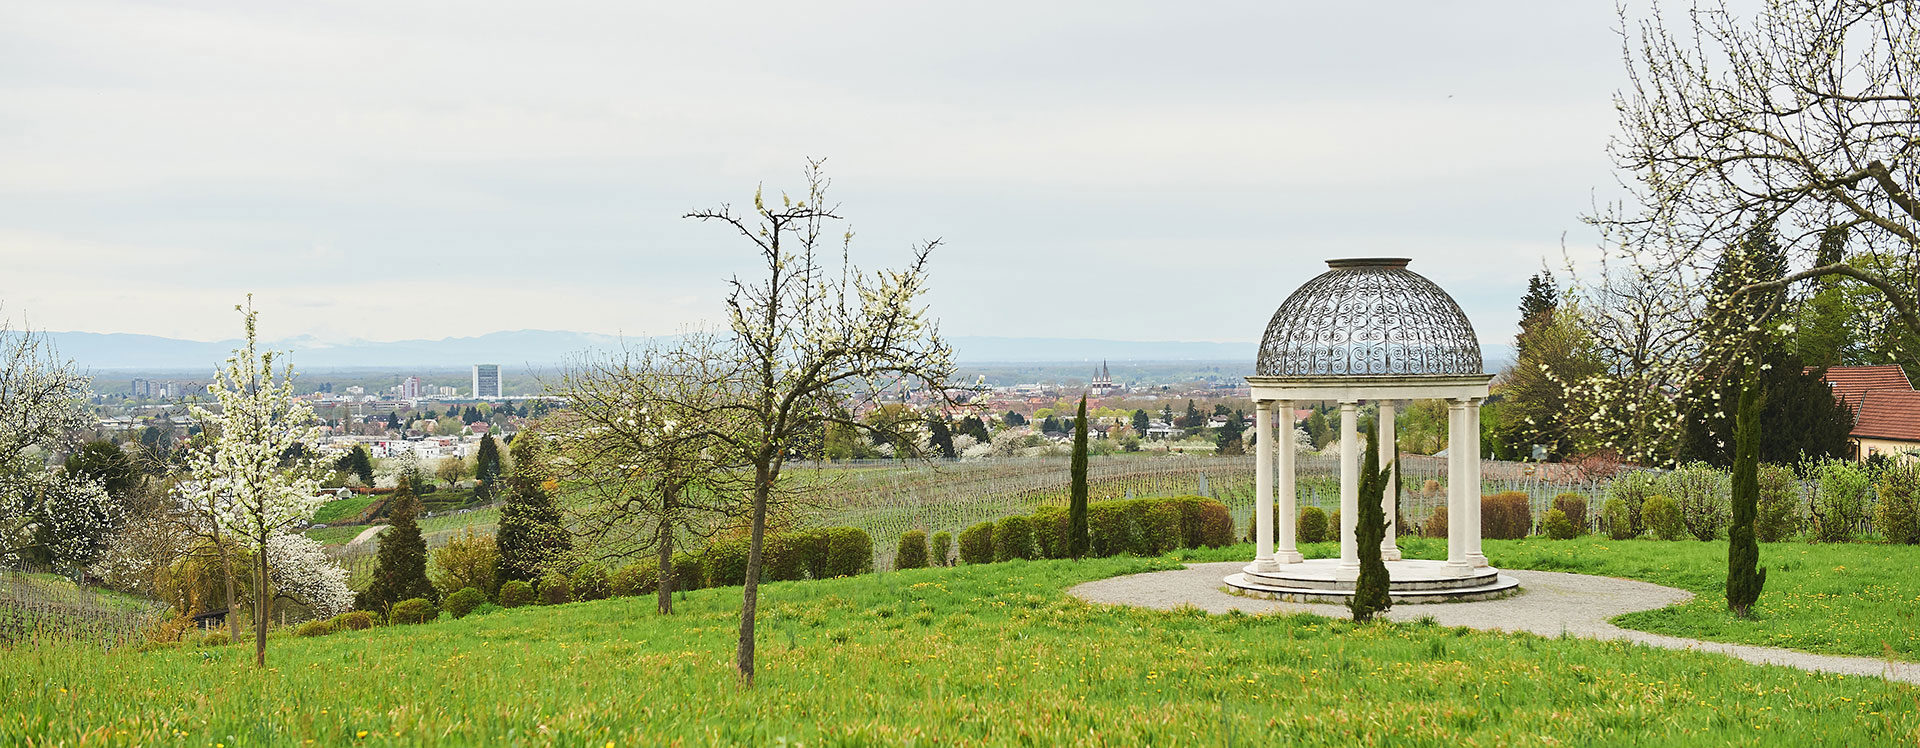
top-left (546, 332), bottom-right (748, 615)
top-left (685, 159), bottom-right (956, 685)
top-left (1593, 0), bottom-right (1920, 346)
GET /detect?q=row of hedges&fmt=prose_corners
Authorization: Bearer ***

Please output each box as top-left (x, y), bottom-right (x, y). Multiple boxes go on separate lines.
top-left (954, 496), bottom-right (1235, 564)
top-left (1597, 460), bottom-right (1920, 543)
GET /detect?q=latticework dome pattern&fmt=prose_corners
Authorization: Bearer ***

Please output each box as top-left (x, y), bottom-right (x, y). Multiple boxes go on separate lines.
top-left (1255, 259), bottom-right (1482, 377)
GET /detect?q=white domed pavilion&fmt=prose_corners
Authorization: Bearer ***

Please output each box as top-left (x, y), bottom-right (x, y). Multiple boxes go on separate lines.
top-left (1226, 258), bottom-right (1519, 602)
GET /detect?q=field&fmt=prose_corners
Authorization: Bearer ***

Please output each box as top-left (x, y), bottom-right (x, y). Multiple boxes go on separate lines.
top-left (5, 555), bottom-right (1916, 747)
top-left (311, 494), bottom-right (380, 524)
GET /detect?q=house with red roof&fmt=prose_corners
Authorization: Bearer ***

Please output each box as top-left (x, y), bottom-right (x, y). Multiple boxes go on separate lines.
top-left (1817, 365), bottom-right (1920, 463)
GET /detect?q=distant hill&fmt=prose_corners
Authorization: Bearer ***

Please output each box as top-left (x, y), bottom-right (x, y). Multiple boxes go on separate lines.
top-left (44, 329), bottom-right (1510, 371)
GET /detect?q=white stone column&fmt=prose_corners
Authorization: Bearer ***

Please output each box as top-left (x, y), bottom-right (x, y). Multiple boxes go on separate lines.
top-left (1337, 399), bottom-right (1359, 574)
top-left (1379, 400), bottom-right (1402, 562)
top-left (1466, 397), bottom-right (1488, 568)
top-left (1445, 399), bottom-right (1470, 574)
top-left (1275, 400), bottom-right (1303, 563)
top-left (1252, 400), bottom-right (1277, 571)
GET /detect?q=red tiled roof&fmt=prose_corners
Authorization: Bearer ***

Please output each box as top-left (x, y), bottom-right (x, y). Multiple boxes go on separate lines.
top-left (1854, 389), bottom-right (1920, 443)
top-left (1815, 365), bottom-right (1913, 413)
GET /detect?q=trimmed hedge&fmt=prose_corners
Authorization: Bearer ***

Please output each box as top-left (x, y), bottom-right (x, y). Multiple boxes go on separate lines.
top-left (823, 527), bottom-right (874, 577)
top-left (1603, 497), bottom-right (1634, 540)
top-left (1086, 502), bottom-right (1131, 556)
top-left (1481, 492), bottom-right (1532, 540)
top-left (895, 530), bottom-right (930, 570)
top-left (443, 587), bottom-right (487, 618)
top-left (958, 522), bottom-right (995, 564)
top-left (390, 597), bottom-right (437, 625)
top-left (571, 563), bottom-right (611, 601)
top-left (993, 516), bottom-right (1035, 561)
top-left (671, 554), bottom-right (705, 592)
top-left (1298, 506), bottom-right (1330, 543)
top-left (611, 560), bottom-right (659, 597)
top-left (763, 533), bottom-right (809, 582)
top-left (930, 531), bottom-right (953, 566)
top-left (1644, 495), bottom-right (1685, 541)
top-left (537, 573), bottom-right (572, 605)
top-left (330, 610), bottom-right (375, 631)
top-left (294, 619), bottom-right (335, 637)
top-left (1141, 503), bottom-right (1182, 555)
top-left (497, 579), bottom-right (534, 608)
top-left (1030, 506), bottom-right (1069, 559)
top-left (1542, 509), bottom-right (1577, 540)
top-left (705, 537), bottom-right (751, 587)
top-left (1551, 493), bottom-right (1588, 535)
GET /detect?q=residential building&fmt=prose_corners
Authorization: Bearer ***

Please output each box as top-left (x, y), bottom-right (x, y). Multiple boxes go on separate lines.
top-left (1817, 364), bottom-right (1920, 462)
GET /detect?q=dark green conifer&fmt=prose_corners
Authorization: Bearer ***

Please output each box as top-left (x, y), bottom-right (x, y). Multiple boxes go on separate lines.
top-left (496, 431), bottom-right (570, 582)
top-left (1727, 368), bottom-right (1768, 618)
top-left (364, 477), bottom-right (434, 610)
top-left (1349, 416), bottom-right (1392, 622)
top-left (1068, 396), bottom-right (1090, 559)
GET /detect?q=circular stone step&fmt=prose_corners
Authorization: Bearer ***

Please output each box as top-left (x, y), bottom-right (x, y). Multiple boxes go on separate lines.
top-left (1224, 558), bottom-right (1521, 603)
top-left (1224, 572), bottom-right (1521, 604)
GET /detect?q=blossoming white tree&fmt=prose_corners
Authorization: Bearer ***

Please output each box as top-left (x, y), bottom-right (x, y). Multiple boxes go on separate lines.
top-left (180, 297), bottom-right (327, 667)
top-left (0, 315), bottom-right (120, 573)
top-left (265, 533), bottom-right (353, 620)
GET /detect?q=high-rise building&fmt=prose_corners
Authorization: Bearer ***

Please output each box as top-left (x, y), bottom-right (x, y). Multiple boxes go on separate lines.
top-left (402, 376), bottom-right (421, 400)
top-left (472, 364), bottom-right (501, 399)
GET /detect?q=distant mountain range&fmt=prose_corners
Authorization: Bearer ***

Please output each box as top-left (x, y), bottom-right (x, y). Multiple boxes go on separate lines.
top-left (43, 329), bottom-right (1510, 371)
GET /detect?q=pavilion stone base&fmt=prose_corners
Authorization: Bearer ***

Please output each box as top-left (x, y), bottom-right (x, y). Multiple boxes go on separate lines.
top-left (1224, 559), bottom-right (1520, 604)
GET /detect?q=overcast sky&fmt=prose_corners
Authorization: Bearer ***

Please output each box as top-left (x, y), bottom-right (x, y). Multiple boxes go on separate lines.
top-left (1, 1), bottom-right (1632, 347)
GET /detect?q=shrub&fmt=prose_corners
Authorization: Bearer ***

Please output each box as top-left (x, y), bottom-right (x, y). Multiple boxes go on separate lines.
top-left (1661, 462), bottom-right (1730, 540)
top-left (823, 527), bottom-right (874, 577)
top-left (1297, 506), bottom-right (1330, 543)
top-left (671, 554), bottom-right (705, 591)
top-left (1602, 497), bottom-right (1634, 540)
top-left (390, 597), bottom-right (438, 624)
top-left (1755, 463), bottom-right (1800, 542)
top-left (1643, 495), bottom-right (1685, 541)
top-left (1421, 478), bottom-right (1442, 496)
top-left (762, 533), bottom-right (808, 581)
top-left (1086, 502), bottom-right (1132, 556)
top-left (1814, 459), bottom-right (1871, 542)
top-left (1329, 510), bottom-right (1341, 540)
top-left (793, 530), bottom-right (830, 579)
top-left (1029, 506), bottom-right (1069, 559)
top-left (570, 562), bottom-right (611, 601)
top-left (611, 560), bottom-right (659, 597)
top-left (1550, 493), bottom-right (1588, 535)
top-left (1542, 509), bottom-right (1577, 540)
top-left (1140, 501), bottom-right (1183, 555)
top-left (536, 573), bottom-right (572, 605)
top-left (1876, 464), bottom-right (1920, 545)
top-left (429, 528), bottom-right (501, 599)
top-left (895, 530), bottom-right (930, 569)
top-left (1194, 501), bottom-right (1234, 547)
top-left (468, 602), bottom-right (502, 617)
top-left (497, 579), bottom-right (534, 608)
top-left (330, 610), bottom-right (374, 631)
top-left (443, 587), bottom-right (487, 619)
top-left (930, 531), bottom-right (953, 567)
top-left (197, 631), bottom-right (231, 647)
top-left (1607, 469), bottom-right (1661, 536)
top-left (957, 522), bottom-right (995, 564)
top-left (1164, 496), bottom-right (1208, 548)
top-left (1120, 500), bottom-right (1155, 555)
top-left (1480, 492), bottom-right (1532, 540)
top-left (704, 537), bottom-right (751, 586)
top-left (993, 515), bottom-right (1036, 562)
top-left (294, 619), bottom-right (335, 637)
top-left (1421, 503), bottom-right (1447, 538)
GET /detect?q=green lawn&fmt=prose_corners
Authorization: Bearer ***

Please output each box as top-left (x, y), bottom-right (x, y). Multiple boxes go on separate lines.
top-left (1174, 535), bottom-right (1920, 662)
top-left (311, 494), bottom-right (379, 524)
top-left (5, 557), bottom-right (1916, 746)
top-left (304, 525), bottom-right (368, 546)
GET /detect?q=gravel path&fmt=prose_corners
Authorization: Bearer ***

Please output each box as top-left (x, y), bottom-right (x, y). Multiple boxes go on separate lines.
top-left (1070, 561), bottom-right (1920, 684)
top-left (348, 525), bottom-right (389, 546)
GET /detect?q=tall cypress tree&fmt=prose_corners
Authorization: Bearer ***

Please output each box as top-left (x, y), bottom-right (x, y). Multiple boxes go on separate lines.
top-left (474, 433), bottom-right (502, 502)
top-left (1727, 368), bottom-right (1767, 618)
top-left (1349, 416), bottom-right (1392, 622)
top-left (1068, 396), bottom-right (1090, 559)
top-left (363, 477), bottom-right (434, 610)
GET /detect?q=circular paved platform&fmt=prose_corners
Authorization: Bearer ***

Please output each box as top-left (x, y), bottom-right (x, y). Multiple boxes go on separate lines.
top-left (1226, 558), bottom-right (1520, 603)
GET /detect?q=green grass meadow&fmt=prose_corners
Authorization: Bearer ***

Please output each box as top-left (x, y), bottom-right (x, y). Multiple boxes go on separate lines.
top-left (6, 554), bottom-right (1918, 747)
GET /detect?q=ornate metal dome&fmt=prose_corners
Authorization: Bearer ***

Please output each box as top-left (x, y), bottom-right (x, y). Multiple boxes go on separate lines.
top-left (1256, 258), bottom-right (1482, 377)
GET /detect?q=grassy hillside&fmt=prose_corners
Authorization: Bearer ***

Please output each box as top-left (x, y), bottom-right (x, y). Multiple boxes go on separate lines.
top-left (6, 557), bottom-right (1916, 746)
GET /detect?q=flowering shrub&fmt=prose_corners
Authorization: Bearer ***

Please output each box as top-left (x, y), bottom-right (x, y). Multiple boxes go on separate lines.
top-left (266, 533), bottom-right (354, 620)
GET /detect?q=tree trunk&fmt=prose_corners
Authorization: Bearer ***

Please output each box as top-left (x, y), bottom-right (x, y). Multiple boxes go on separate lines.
top-left (216, 541), bottom-right (240, 642)
top-left (735, 460), bottom-right (770, 686)
top-left (656, 505), bottom-right (674, 616)
top-left (255, 539), bottom-right (269, 667)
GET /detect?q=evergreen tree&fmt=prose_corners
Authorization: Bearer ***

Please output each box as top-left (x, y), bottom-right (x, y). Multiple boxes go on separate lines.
top-left (956, 415), bottom-right (990, 443)
top-left (1131, 409), bottom-right (1149, 437)
top-left (1305, 409), bottom-right (1330, 450)
top-left (64, 440), bottom-right (139, 499)
top-left (1182, 400), bottom-right (1201, 429)
top-left (1215, 410), bottom-right (1245, 455)
top-left (1726, 369), bottom-right (1767, 618)
top-left (349, 445), bottom-right (374, 486)
top-left (495, 431), bottom-right (570, 582)
top-left (927, 417), bottom-right (956, 458)
top-left (1040, 415), bottom-right (1063, 434)
top-left (474, 433), bottom-right (502, 502)
top-left (363, 477), bottom-right (434, 610)
top-left (1516, 271), bottom-right (1558, 356)
top-left (385, 412), bottom-right (400, 429)
top-left (1003, 410), bottom-right (1026, 427)
top-left (1793, 227), bottom-right (1855, 368)
top-left (1349, 416), bottom-right (1392, 622)
top-left (1068, 396), bottom-right (1090, 559)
